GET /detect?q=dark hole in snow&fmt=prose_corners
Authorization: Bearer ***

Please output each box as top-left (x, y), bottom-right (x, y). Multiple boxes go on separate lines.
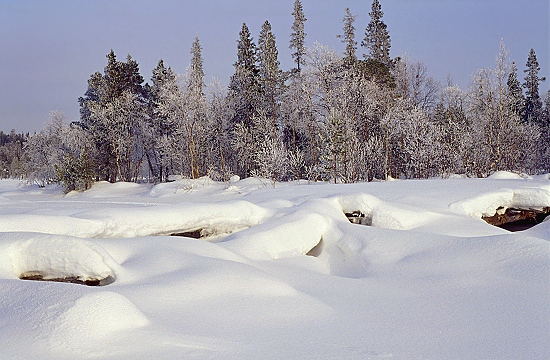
top-left (306, 238), bottom-right (324, 257)
top-left (171, 229), bottom-right (203, 239)
top-left (482, 207), bottom-right (550, 232)
top-left (19, 271), bottom-right (115, 286)
top-left (345, 211), bottom-right (372, 226)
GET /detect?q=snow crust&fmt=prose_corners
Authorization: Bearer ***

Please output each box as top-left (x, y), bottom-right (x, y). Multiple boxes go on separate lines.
top-left (0, 174), bottom-right (548, 359)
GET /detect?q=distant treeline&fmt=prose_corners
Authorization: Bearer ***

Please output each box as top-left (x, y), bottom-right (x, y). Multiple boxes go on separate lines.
top-left (2, 0), bottom-right (549, 191)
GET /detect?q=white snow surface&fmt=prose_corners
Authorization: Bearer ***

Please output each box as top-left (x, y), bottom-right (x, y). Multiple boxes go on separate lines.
top-left (0, 174), bottom-right (548, 359)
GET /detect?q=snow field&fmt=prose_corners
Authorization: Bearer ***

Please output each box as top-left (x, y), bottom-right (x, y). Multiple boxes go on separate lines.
top-left (0, 174), bottom-right (548, 359)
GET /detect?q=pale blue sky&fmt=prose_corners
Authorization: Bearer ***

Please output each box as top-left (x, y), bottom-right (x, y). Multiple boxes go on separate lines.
top-left (0, 0), bottom-right (548, 132)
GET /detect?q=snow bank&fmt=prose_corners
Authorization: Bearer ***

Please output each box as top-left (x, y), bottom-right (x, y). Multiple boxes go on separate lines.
top-left (338, 193), bottom-right (441, 230)
top-left (488, 171), bottom-right (532, 179)
top-left (222, 208), bottom-right (330, 260)
top-left (1, 233), bottom-right (119, 284)
top-left (0, 200), bottom-right (269, 239)
top-left (449, 186), bottom-right (550, 217)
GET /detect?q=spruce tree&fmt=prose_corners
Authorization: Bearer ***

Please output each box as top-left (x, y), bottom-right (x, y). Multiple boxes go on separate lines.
top-left (148, 59), bottom-right (177, 182)
top-left (290, 0), bottom-right (307, 73)
top-left (258, 20), bottom-right (284, 133)
top-left (186, 36), bottom-right (207, 179)
top-left (362, 0), bottom-right (391, 66)
top-left (523, 48), bottom-right (546, 124)
top-left (229, 23), bottom-right (260, 129)
top-left (506, 61), bottom-right (524, 117)
top-left (78, 50), bottom-right (147, 182)
top-left (228, 23), bottom-right (262, 177)
top-left (337, 7), bottom-right (357, 64)
top-left (188, 36), bottom-right (205, 98)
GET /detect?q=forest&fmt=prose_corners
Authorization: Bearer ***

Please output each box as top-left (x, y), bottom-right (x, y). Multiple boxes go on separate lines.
top-left (1, 0), bottom-right (549, 191)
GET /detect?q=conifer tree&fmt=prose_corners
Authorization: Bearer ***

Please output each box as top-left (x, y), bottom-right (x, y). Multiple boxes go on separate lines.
top-left (258, 20), bottom-right (284, 134)
top-left (229, 23), bottom-right (260, 129)
top-left (186, 36), bottom-right (207, 178)
top-left (148, 59), bottom-right (177, 182)
top-left (337, 7), bottom-right (357, 64)
top-left (290, 0), bottom-right (307, 73)
top-left (228, 23), bottom-right (262, 177)
top-left (78, 50), bottom-right (147, 182)
top-left (506, 61), bottom-right (524, 117)
top-left (362, 0), bottom-right (391, 66)
top-left (523, 48), bottom-right (546, 124)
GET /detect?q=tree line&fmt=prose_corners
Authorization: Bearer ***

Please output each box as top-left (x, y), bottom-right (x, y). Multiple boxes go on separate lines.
top-left (2, 0), bottom-right (549, 191)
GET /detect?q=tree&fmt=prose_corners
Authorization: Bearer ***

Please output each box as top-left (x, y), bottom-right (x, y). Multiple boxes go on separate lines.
top-left (148, 59), bottom-right (177, 182)
top-left (337, 7), bottom-right (358, 64)
top-left (290, 0), bottom-right (307, 73)
top-left (393, 57), bottom-right (439, 111)
top-left (78, 50), bottom-right (148, 182)
top-left (258, 20), bottom-right (284, 139)
top-left (523, 48), bottom-right (546, 124)
top-left (362, 0), bottom-right (391, 66)
top-left (227, 23), bottom-right (262, 177)
top-left (186, 36), bottom-right (208, 178)
top-left (506, 61), bottom-right (524, 117)
top-left (466, 43), bottom-right (540, 176)
top-left (25, 111), bottom-right (94, 191)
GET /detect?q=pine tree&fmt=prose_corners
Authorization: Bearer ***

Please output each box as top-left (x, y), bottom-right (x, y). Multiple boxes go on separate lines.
top-left (186, 36), bottom-right (207, 179)
top-left (337, 7), bottom-right (357, 64)
top-left (362, 0), bottom-right (391, 66)
top-left (78, 50), bottom-right (147, 182)
top-left (507, 61), bottom-right (524, 117)
top-left (188, 37), bottom-right (205, 99)
top-left (258, 20), bottom-right (284, 135)
top-left (228, 23), bottom-right (262, 177)
top-left (229, 23), bottom-right (260, 129)
top-left (290, 0), bottom-right (307, 73)
top-left (523, 49), bottom-right (546, 124)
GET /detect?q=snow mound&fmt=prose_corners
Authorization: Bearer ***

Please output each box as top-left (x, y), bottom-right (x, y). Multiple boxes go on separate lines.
top-left (4, 233), bottom-right (119, 285)
top-left (223, 209), bottom-right (329, 260)
top-left (49, 292), bottom-right (149, 353)
top-left (450, 186), bottom-right (550, 218)
top-left (0, 214), bottom-right (105, 237)
top-left (148, 176), bottom-right (219, 197)
top-left (0, 200), bottom-right (269, 239)
top-left (71, 180), bottom-right (147, 198)
top-left (338, 193), bottom-right (440, 230)
top-left (488, 171), bottom-right (531, 179)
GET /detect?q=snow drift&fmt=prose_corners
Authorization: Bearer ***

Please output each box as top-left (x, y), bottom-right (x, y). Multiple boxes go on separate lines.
top-left (0, 174), bottom-right (548, 359)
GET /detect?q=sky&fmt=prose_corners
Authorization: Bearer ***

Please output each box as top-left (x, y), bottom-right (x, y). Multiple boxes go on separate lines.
top-left (0, 0), bottom-right (548, 133)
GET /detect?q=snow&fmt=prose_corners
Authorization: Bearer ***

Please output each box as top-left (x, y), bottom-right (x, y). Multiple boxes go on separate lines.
top-left (0, 173), bottom-right (548, 359)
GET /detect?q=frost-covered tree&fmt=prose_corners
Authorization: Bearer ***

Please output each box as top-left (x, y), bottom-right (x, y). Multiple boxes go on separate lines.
top-left (228, 23), bottom-right (262, 177)
top-left (466, 43), bottom-right (540, 176)
top-left (186, 36), bottom-right (208, 179)
top-left (258, 20), bottom-right (284, 134)
top-left (523, 48), bottom-right (546, 125)
top-left (0, 130), bottom-right (27, 179)
top-left (250, 110), bottom-right (289, 184)
top-left (25, 111), bottom-right (94, 191)
top-left (290, 0), bottom-right (307, 73)
top-left (24, 112), bottom-right (64, 187)
top-left (393, 58), bottom-right (439, 111)
top-left (88, 90), bottom-right (148, 182)
top-left (148, 59), bottom-right (177, 182)
top-left (337, 7), bottom-right (357, 64)
top-left (206, 79), bottom-right (232, 180)
top-left (382, 100), bottom-right (441, 179)
top-left (362, 0), bottom-right (391, 66)
top-left (506, 61), bottom-right (524, 117)
top-left (79, 50), bottom-right (148, 182)
top-left (433, 85), bottom-right (472, 175)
